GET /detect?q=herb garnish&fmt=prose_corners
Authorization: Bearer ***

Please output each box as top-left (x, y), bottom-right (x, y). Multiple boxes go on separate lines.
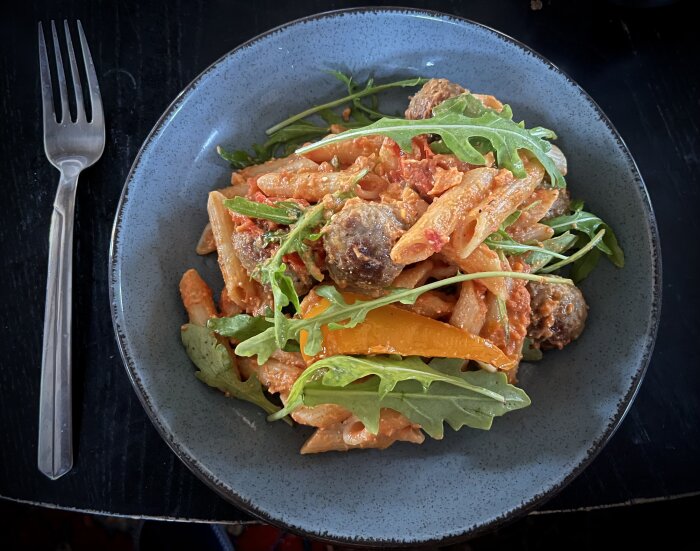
top-left (265, 74), bottom-right (428, 135)
top-left (296, 93), bottom-right (566, 188)
top-left (270, 355), bottom-right (531, 437)
top-left (543, 202), bottom-right (624, 269)
top-left (180, 323), bottom-right (282, 416)
top-left (217, 72), bottom-right (427, 168)
top-left (224, 197), bottom-right (304, 225)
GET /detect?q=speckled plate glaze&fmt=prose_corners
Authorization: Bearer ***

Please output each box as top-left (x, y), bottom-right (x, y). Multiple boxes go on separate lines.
top-left (109, 8), bottom-right (661, 545)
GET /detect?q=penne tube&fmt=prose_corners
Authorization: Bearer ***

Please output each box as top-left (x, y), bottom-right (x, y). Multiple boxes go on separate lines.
top-left (179, 269), bottom-right (217, 327)
top-left (300, 409), bottom-right (424, 454)
top-left (291, 404), bottom-right (352, 429)
top-left (180, 269), bottom-right (241, 380)
top-left (402, 291), bottom-right (456, 319)
top-left (256, 165), bottom-right (368, 201)
top-left (450, 281), bottom-right (488, 335)
top-left (392, 259), bottom-right (434, 289)
top-left (391, 167), bottom-right (497, 265)
top-left (300, 425), bottom-right (347, 454)
top-left (441, 243), bottom-right (507, 299)
top-left (450, 156), bottom-right (545, 259)
top-left (218, 287), bottom-right (242, 317)
top-left (207, 191), bottom-right (267, 312)
top-left (508, 187), bottom-right (559, 242)
top-left (236, 154), bottom-right (318, 179)
top-left (514, 223), bottom-right (554, 243)
top-left (195, 222), bottom-right (216, 255)
top-left (300, 135), bottom-right (384, 165)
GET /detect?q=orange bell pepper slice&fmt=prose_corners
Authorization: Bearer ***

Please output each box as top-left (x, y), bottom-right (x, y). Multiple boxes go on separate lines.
top-left (299, 292), bottom-right (514, 370)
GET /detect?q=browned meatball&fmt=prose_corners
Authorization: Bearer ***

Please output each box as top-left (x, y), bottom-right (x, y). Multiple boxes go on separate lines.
top-left (405, 78), bottom-right (467, 120)
top-left (527, 282), bottom-right (588, 350)
top-left (542, 188), bottom-right (571, 220)
top-left (323, 200), bottom-right (404, 290)
top-left (231, 231), bottom-right (312, 295)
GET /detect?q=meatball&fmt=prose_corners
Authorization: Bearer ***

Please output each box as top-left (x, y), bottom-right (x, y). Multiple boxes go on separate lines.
top-left (231, 231), bottom-right (312, 295)
top-left (527, 282), bottom-right (588, 350)
top-left (405, 78), bottom-right (467, 120)
top-left (542, 188), bottom-right (571, 220)
top-left (323, 200), bottom-right (404, 290)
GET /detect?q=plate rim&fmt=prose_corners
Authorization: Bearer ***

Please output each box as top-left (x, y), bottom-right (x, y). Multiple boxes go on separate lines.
top-left (108, 6), bottom-right (662, 546)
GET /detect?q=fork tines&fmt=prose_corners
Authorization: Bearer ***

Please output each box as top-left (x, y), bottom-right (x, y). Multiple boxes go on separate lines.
top-left (38, 20), bottom-right (103, 126)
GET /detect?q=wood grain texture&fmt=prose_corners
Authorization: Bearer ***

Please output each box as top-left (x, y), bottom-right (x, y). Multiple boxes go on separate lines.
top-left (0, 0), bottom-right (697, 521)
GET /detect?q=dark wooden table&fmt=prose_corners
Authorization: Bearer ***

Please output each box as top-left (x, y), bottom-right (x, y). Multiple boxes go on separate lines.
top-left (1, 0), bottom-right (698, 527)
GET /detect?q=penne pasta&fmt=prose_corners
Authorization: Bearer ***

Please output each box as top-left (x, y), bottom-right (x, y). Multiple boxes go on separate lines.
top-left (450, 281), bottom-right (488, 335)
top-left (427, 261), bottom-right (458, 281)
top-left (236, 356), bottom-right (259, 381)
top-left (392, 259), bottom-right (434, 289)
top-left (402, 290), bottom-right (456, 319)
top-left (514, 223), bottom-right (554, 243)
top-left (391, 167), bottom-right (497, 264)
top-left (257, 162), bottom-right (371, 201)
top-left (441, 243), bottom-right (507, 299)
top-left (207, 190), bottom-right (269, 313)
top-left (257, 357), bottom-right (305, 395)
top-left (508, 187), bottom-right (559, 242)
top-left (301, 135), bottom-right (384, 165)
top-left (218, 287), bottom-right (242, 317)
top-left (427, 166), bottom-right (465, 197)
top-left (180, 268), bottom-right (241, 380)
top-left (195, 222), bottom-right (216, 255)
top-left (300, 409), bottom-right (424, 454)
top-left (179, 269), bottom-right (217, 326)
top-left (450, 157), bottom-right (545, 259)
top-left (237, 154), bottom-right (318, 179)
top-left (291, 404), bottom-right (352, 429)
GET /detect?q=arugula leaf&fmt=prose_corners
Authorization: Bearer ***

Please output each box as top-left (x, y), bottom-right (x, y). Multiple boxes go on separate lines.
top-left (328, 71), bottom-right (395, 122)
top-left (180, 323), bottom-right (280, 416)
top-left (223, 197), bottom-right (303, 225)
top-left (501, 209), bottom-right (522, 229)
top-left (207, 315), bottom-right (273, 342)
top-left (269, 355), bottom-right (506, 421)
top-left (217, 122), bottom-right (330, 169)
top-left (293, 370), bottom-right (530, 438)
top-left (539, 228), bottom-right (606, 274)
top-left (297, 92), bottom-right (566, 187)
top-left (266, 74), bottom-right (428, 135)
top-left (219, 72), bottom-right (427, 167)
top-left (485, 231), bottom-right (568, 259)
top-left (526, 232), bottom-right (578, 272)
top-left (570, 245), bottom-right (601, 283)
top-left (256, 200), bottom-right (327, 349)
top-left (250, 172), bottom-right (369, 353)
top-left (217, 144), bottom-right (272, 169)
top-left (543, 207), bottom-right (625, 268)
top-left (229, 270), bottom-right (574, 363)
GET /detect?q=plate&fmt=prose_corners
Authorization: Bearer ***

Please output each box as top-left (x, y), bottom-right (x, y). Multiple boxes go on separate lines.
top-left (109, 8), bottom-right (661, 545)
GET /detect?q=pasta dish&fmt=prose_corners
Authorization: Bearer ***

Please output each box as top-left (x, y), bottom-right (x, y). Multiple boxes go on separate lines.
top-left (178, 75), bottom-right (624, 453)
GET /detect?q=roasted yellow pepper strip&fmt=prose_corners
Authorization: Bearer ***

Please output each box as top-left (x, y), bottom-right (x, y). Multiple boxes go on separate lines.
top-left (300, 292), bottom-right (515, 370)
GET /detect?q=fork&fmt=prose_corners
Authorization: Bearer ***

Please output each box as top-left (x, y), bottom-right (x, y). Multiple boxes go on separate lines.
top-left (37, 21), bottom-right (105, 480)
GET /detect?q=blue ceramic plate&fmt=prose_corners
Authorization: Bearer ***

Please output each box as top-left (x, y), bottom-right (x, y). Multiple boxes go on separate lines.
top-left (110, 8), bottom-right (661, 545)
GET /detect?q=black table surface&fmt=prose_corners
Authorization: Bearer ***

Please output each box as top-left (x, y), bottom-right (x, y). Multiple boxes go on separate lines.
top-left (1, 0), bottom-right (698, 526)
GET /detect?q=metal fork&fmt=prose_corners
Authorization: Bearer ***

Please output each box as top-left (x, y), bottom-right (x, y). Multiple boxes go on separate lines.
top-left (37, 21), bottom-right (105, 480)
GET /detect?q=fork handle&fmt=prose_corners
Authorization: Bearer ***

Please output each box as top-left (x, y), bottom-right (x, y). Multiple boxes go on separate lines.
top-left (38, 163), bottom-right (80, 480)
